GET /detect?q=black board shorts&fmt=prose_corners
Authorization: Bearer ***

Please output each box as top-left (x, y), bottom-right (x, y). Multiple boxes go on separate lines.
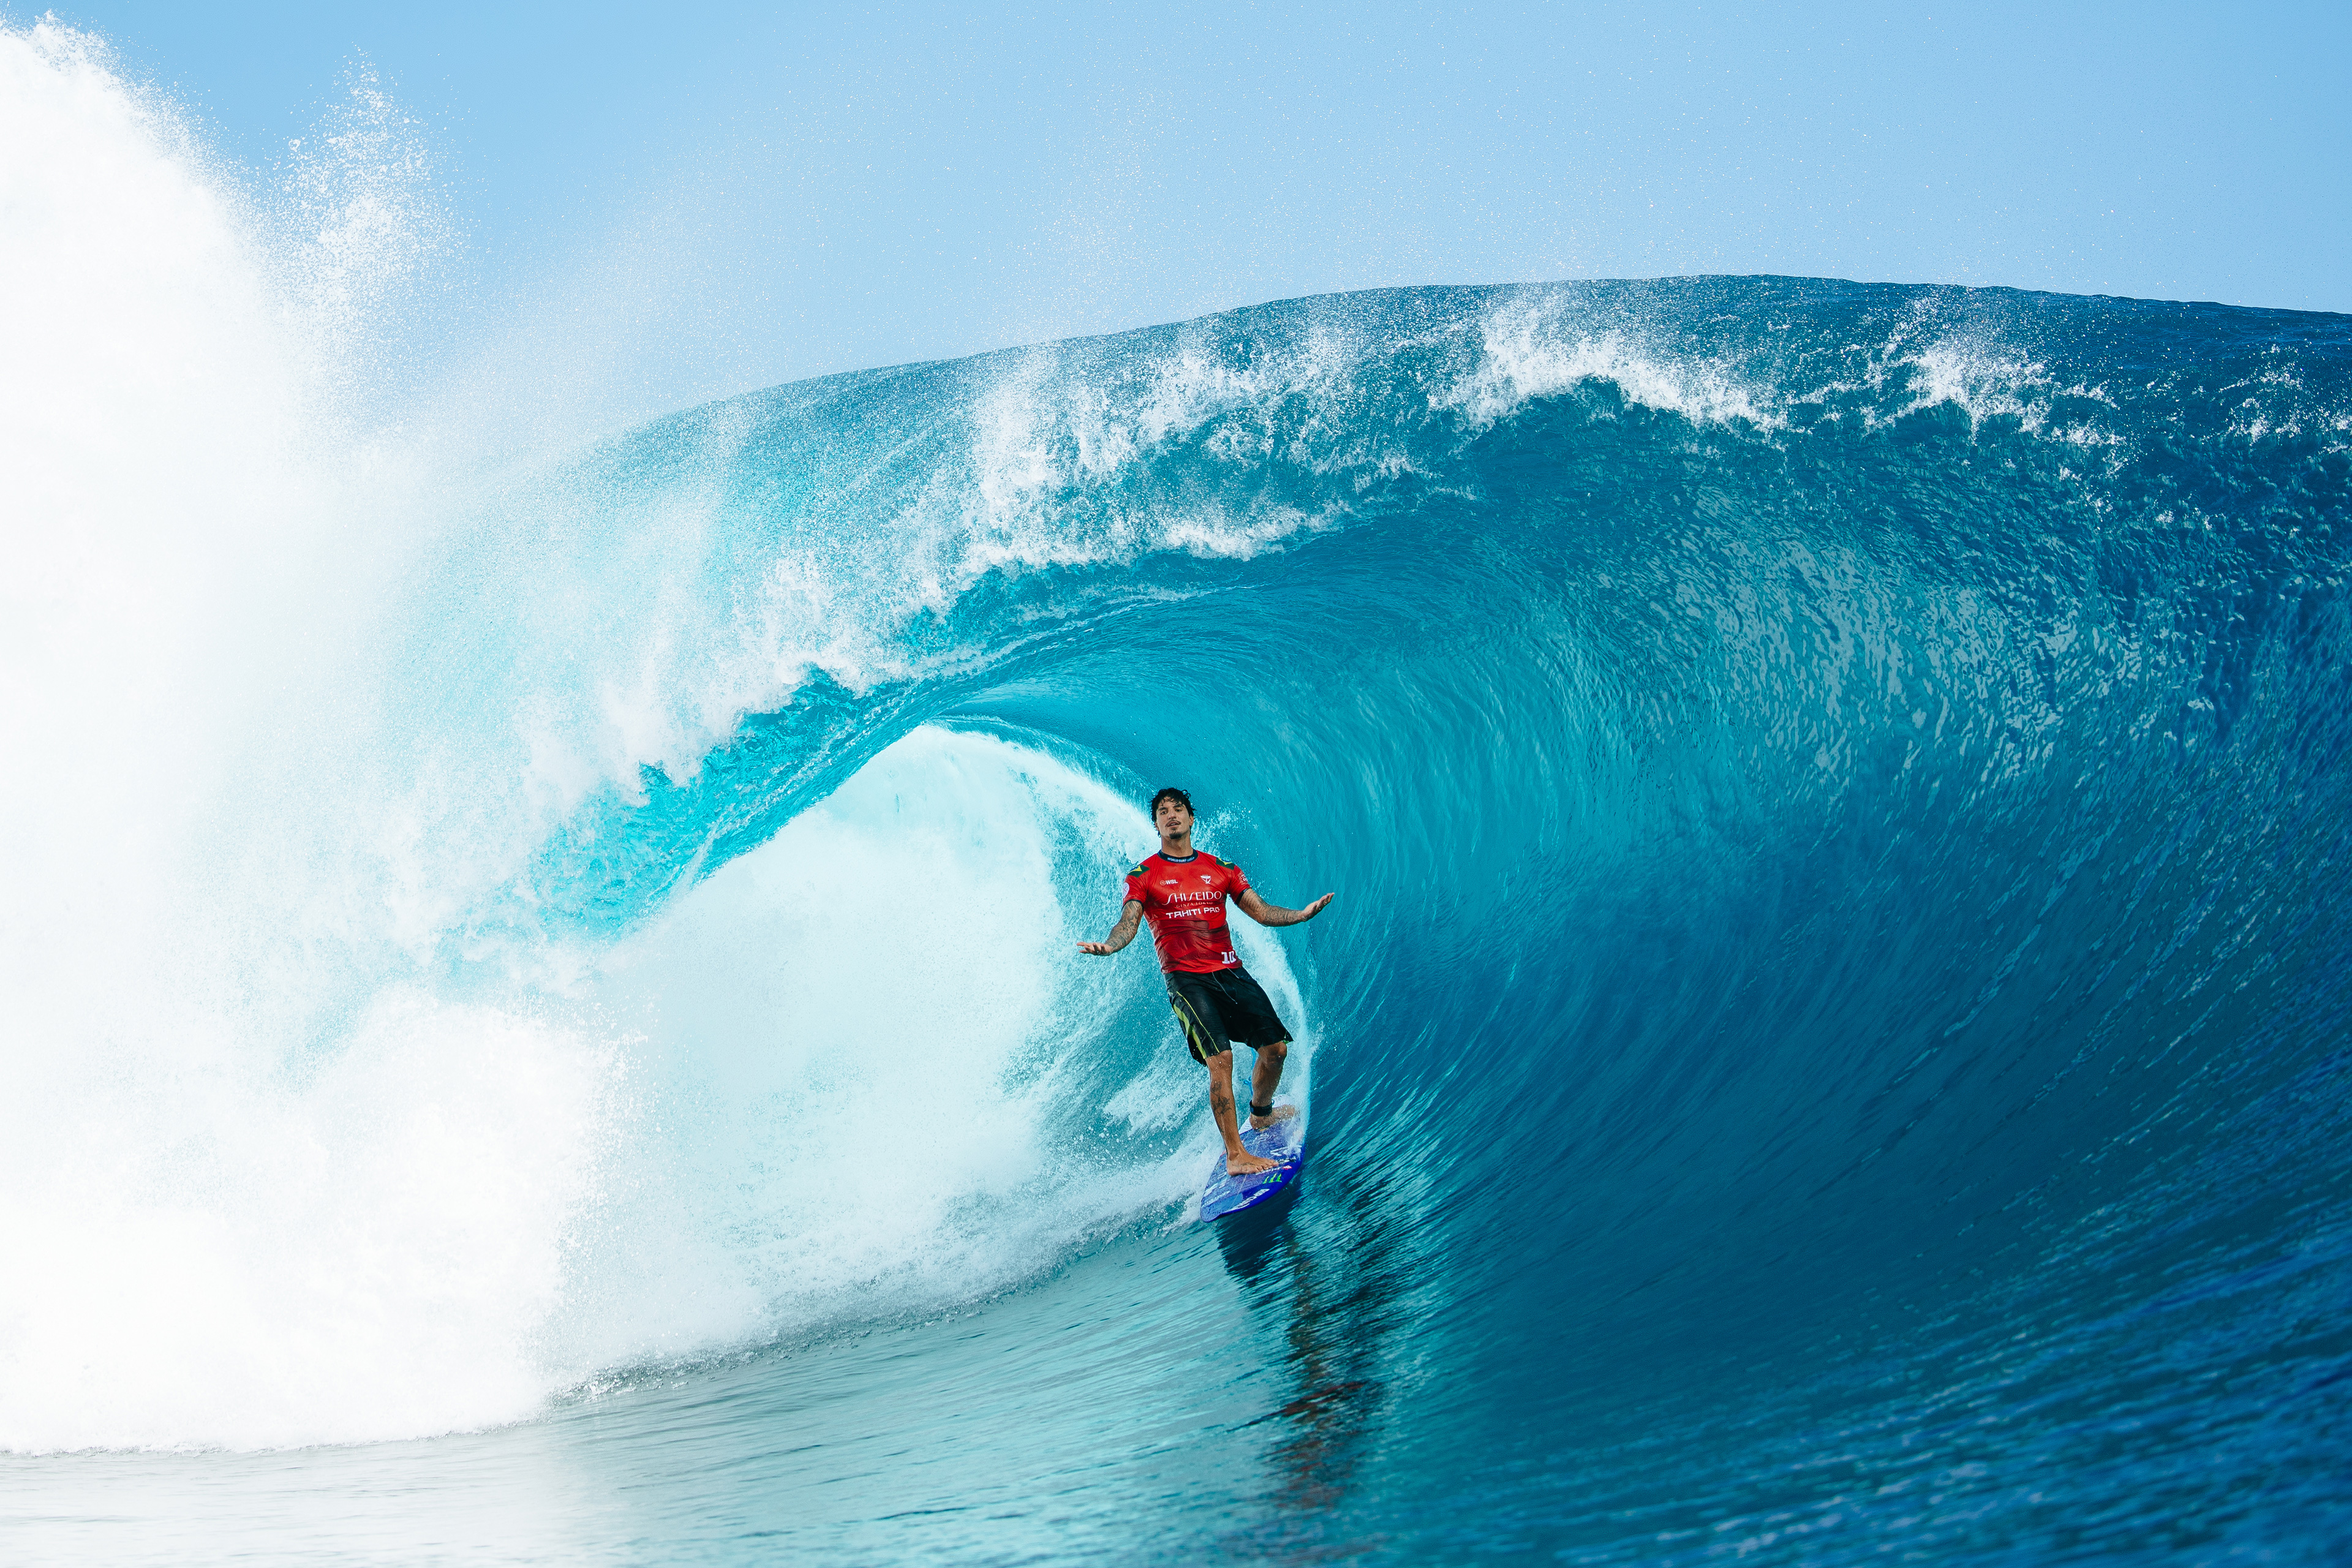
top-left (1166, 965), bottom-right (1291, 1064)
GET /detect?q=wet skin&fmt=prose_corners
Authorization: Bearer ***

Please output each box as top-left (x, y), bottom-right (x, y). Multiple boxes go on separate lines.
top-left (1078, 797), bottom-right (1333, 1177)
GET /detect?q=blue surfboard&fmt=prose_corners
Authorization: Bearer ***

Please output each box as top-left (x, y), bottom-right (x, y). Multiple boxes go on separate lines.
top-left (1199, 1111), bottom-right (1306, 1221)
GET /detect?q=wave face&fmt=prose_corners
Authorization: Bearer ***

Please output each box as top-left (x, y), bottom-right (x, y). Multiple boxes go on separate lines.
top-left (10, 26), bottom-right (2352, 1563)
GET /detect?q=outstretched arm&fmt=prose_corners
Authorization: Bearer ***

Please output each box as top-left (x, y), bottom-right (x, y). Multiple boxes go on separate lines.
top-left (1237, 889), bottom-right (1335, 928)
top-left (1078, 899), bottom-right (1146, 956)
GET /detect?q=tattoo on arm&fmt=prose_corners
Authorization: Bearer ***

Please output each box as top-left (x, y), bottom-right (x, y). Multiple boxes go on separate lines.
top-left (1102, 900), bottom-right (1144, 951)
top-left (1239, 889), bottom-right (1331, 927)
top-left (1241, 890), bottom-right (1291, 926)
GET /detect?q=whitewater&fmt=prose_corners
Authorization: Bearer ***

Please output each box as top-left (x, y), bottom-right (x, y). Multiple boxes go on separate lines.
top-left (7, 22), bottom-right (2352, 1564)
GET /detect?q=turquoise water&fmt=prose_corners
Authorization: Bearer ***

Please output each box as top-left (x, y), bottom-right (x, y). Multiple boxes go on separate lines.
top-left (7, 36), bottom-right (2352, 1556)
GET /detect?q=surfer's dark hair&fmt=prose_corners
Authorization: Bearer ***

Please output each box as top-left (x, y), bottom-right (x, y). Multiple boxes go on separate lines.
top-left (1151, 786), bottom-right (1194, 817)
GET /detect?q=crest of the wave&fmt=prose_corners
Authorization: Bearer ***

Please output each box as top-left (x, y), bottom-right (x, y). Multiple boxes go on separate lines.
top-left (5, 17), bottom-right (2185, 1457)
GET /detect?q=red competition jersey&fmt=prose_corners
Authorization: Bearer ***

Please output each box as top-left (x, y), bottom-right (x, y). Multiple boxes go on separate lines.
top-left (1123, 851), bottom-right (1253, 973)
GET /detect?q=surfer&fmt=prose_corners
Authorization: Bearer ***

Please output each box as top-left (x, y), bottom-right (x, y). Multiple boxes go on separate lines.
top-left (1078, 787), bottom-right (1333, 1177)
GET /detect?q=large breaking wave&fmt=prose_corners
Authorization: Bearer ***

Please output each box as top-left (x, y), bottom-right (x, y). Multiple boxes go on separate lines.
top-left (7, 21), bottom-right (2352, 1562)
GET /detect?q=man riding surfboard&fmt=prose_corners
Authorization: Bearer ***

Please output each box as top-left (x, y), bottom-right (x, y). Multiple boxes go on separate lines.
top-left (1077, 788), bottom-right (1333, 1177)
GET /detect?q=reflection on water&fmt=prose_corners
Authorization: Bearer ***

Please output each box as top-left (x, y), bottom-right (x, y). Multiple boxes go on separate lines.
top-left (1216, 1149), bottom-right (1439, 1561)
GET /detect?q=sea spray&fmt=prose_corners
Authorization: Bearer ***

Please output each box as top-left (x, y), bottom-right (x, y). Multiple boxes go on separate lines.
top-left (8, 20), bottom-right (2352, 1559)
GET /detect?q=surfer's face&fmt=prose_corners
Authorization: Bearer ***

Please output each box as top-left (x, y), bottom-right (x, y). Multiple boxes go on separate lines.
top-left (1155, 799), bottom-right (1193, 838)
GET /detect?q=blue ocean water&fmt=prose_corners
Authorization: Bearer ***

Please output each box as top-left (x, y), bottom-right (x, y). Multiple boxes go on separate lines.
top-left (9, 88), bottom-right (2352, 1555)
top-left (520, 279), bottom-right (2352, 1562)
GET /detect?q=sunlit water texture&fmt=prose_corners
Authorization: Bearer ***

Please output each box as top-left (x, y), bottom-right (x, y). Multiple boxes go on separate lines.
top-left (6, 21), bottom-right (2352, 1566)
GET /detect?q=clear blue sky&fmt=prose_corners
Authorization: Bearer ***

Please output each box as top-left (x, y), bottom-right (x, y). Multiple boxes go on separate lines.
top-left (28, 1), bottom-right (2351, 427)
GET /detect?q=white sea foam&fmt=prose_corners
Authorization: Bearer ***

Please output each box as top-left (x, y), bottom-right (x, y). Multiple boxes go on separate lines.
top-left (562, 728), bottom-right (1284, 1371)
top-left (0, 995), bottom-right (621, 1451)
top-left (1894, 337), bottom-right (2056, 432)
top-left (0, 28), bottom-right (1261, 1452)
top-left (1440, 295), bottom-right (1785, 432)
top-left (892, 322), bottom-right (1373, 601)
top-left (0, 23), bottom-right (614, 1450)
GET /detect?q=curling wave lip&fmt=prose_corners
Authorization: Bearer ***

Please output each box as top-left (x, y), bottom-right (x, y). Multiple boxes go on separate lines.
top-left (6, 48), bottom-right (2350, 1552)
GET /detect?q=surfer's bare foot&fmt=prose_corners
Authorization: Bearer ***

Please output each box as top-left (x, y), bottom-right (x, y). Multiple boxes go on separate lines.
top-left (1246, 1104), bottom-right (1298, 1131)
top-left (1226, 1150), bottom-right (1281, 1177)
